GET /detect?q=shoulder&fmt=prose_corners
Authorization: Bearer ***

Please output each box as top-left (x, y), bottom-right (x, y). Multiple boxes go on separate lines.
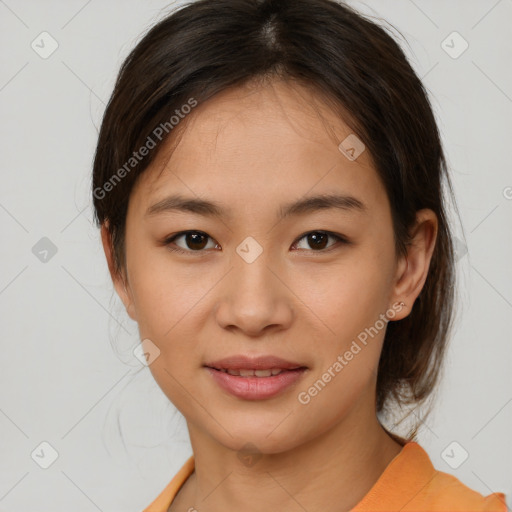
top-left (353, 442), bottom-right (507, 512)
top-left (419, 467), bottom-right (507, 511)
top-left (143, 456), bottom-right (195, 512)
top-left (399, 443), bottom-right (507, 512)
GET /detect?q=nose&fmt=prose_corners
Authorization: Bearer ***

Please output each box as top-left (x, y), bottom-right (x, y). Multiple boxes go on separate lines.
top-left (214, 253), bottom-right (294, 337)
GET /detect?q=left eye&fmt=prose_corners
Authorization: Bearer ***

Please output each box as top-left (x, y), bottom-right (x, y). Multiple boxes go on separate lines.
top-left (163, 230), bottom-right (347, 254)
top-left (292, 231), bottom-right (347, 251)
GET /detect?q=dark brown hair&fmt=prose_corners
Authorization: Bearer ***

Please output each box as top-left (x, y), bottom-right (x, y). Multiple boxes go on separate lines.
top-left (92, 0), bottom-right (458, 439)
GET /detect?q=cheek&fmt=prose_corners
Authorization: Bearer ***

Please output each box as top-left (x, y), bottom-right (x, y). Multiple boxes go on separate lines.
top-left (126, 245), bottom-right (198, 339)
top-left (295, 252), bottom-right (393, 343)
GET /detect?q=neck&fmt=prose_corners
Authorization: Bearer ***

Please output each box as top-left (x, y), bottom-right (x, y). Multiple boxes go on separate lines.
top-left (172, 396), bottom-right (403, 512)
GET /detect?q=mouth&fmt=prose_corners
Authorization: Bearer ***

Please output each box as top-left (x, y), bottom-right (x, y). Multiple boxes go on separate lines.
top-left (204, 354), bottom-right (306, 372)
top-left (205, 367), bottom-right (304, 377)
top-left (203, 355), bottom-right (308, 400)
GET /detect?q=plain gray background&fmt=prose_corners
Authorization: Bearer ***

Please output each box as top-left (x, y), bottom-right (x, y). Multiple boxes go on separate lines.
top-left (1, 0), bottom-right (511, 510)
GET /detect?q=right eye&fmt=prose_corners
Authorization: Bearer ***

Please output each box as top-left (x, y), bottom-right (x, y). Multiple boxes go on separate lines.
top-left (163, 230), bottom-right (220, 255)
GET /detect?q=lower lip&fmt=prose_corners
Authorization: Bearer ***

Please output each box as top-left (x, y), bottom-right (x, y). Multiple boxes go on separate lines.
top-left (204, 367), bottom-right (307, 400)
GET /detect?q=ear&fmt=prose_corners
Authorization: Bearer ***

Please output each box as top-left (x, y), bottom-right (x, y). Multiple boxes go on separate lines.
top-left (389, 209), bottom-right (438, 320)
top-left (100, 221), bottom-right (137, 321)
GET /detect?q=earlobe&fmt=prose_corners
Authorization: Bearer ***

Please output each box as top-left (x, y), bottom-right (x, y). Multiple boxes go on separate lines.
top-left (100, 221), bottom-right (137, 322)
top-left (390, 209), bottom-right (438, 319)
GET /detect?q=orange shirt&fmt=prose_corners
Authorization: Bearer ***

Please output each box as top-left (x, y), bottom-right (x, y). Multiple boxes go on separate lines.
top-left (143, 442), bottom-right (507, 512)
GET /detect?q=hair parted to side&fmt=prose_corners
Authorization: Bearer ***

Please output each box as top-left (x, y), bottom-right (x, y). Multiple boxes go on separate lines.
top-left (92, 0), bottom-right (458, 440)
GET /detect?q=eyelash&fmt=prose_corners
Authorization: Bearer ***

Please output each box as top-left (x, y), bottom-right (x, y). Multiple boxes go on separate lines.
top-left (162, 230), bottom-right (350, 256)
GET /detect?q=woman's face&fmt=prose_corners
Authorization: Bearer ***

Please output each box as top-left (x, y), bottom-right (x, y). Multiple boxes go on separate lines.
top-left (104, 79), bottom-right (431, 454)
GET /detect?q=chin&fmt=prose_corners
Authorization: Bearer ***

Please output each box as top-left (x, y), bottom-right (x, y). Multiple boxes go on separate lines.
top-left (208, 416), bottom-right (304, 455)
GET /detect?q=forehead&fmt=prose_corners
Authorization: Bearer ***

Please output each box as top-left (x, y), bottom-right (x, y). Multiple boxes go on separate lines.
top-left (131, 79), bottom-right (386, 215)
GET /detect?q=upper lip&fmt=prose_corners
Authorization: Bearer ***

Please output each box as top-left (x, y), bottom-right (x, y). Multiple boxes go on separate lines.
top-left (204, 355), bottom-right (306, 371)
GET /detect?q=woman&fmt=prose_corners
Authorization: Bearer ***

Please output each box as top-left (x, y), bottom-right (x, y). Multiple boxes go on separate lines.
top-left (91, 0), bottom-right (507, 510)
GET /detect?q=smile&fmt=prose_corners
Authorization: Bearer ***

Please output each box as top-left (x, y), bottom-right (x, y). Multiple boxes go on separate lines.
top-left (205, 366), bottom-right (307, 400)
top-left (213, 368), bottom-right (290, 377)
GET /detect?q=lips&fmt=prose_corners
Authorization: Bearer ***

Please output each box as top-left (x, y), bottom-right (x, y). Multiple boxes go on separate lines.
top-left (215, 368), bottom-right (287, 377)
top-left (204, 354), bottom-right (306, 372)
top-left (203, 355), bottom-right (307, 399)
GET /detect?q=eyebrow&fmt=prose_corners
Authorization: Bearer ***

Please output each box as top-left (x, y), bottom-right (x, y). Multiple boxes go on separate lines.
top-left (145, 192), bottom-right (367, 219)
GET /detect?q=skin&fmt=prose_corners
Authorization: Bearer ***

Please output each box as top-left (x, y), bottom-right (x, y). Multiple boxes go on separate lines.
top-left (101, 78), bottom-right (438, 512)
